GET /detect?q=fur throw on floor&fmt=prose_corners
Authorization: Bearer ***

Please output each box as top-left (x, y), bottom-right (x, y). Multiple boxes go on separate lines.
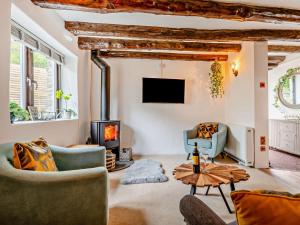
top-left (121, 159), bottom-right (168, 184)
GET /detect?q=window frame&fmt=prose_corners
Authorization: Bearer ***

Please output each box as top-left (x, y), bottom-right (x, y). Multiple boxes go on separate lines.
top-left (10, 39), bottom-right (62, 121)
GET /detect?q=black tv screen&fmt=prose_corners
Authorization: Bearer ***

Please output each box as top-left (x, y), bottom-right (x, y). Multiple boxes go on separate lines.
top-left (142, 78), bottom-right (185, 103)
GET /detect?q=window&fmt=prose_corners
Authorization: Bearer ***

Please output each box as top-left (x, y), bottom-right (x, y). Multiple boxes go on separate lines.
top-left (9, 39), bottom-right (24, 107)
top-left (32, 50), bottom-right (56, 112)
top-left (9, 21), bottom-right (65, 123)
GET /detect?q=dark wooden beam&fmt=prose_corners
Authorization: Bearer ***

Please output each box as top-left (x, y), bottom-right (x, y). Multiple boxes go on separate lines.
top-left (32, 0), bottom-right (300, 24)
top-left (95, 50), bottom-right (228, 61)
top-left (268, 63), bottom-right (279, 67)
top-left (66, 22), bottom-right (300, 42)
top-left (268, 56), bottom-right (286, 64)
top-left (268, 63), bottom-right (279, 70)
top-left (78, 37), bottom-right (241, 52)
top-left (269, 45), bottom-right (300, 53)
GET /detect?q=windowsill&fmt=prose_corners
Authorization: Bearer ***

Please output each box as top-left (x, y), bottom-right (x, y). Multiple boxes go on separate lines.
top-left (11, 118), bottom-right (78, 126)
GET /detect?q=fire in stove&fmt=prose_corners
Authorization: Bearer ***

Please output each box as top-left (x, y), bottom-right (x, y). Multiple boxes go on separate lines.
top-left (104, 125), bottom-right (118, 142)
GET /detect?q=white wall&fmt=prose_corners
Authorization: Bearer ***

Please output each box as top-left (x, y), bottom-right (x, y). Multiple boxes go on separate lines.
top-left (0, 0), bottom-right (91, 146)
top-left (268, 58), bottom-right (300, 119)
top-left (226, 43), bottom-right (255, 127)
top-left (253, 42), bottom-right (269, 168)
top-left (91, 59), bottom-right (227, 155)
top-left (226, 42), bottom-right (269, 168)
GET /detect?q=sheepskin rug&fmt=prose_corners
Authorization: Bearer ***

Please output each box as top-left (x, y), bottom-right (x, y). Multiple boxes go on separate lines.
top-left (121, 159), bottom-right (169, 184)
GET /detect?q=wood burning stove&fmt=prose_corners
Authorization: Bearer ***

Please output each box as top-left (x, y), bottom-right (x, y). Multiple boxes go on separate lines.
top-left (91, 51), bottom-right (121, 160)
top-left (91, 120), bottom-right (120, 160)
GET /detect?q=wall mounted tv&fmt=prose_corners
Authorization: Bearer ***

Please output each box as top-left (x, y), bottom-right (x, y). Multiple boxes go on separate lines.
top-left (142, 78), bottom-right (185, 104)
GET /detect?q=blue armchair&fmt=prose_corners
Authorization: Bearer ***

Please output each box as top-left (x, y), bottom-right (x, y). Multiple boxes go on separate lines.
top-left (183, 123), bottom-right (228, 162)
top-left (0, 143), bottom-right (108, 225)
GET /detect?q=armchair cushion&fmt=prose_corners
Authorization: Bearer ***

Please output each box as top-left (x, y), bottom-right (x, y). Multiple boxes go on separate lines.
top-left (50, 145), bottom-right (106, 171)
top-left (231, 190), bottom-right (300, 225)
top-left (13, 137), bottom-right (57, 172)
top-left (188, 138), bottom-right (212, 149)
top-left (197, 123), bottom-right (218, 139)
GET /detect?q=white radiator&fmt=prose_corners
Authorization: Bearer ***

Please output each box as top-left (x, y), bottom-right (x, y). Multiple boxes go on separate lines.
top-left (225, 123), bottom-right (255, 167)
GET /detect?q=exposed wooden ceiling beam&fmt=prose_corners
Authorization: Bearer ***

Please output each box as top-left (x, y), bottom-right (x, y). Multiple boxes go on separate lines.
top-left (268, 56), bottom-right (286, 64)
top-left (32, 0), bottom-right (300, 24)
top-left (94, 50), bottom-right (228, 61)
top-left (268, 63), bottom-right (279, 70)
top-left (269, 45), bottom-right (300, 53)
top-left (78, 37), bottom-right (241, 52)
top-left (65, 22), bottom-right (300, 42)
top-left (268, 63), bottom-right (279, 67)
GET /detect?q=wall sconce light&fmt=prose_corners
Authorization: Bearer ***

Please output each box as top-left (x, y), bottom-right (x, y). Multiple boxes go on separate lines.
top-left (231, 62), bottom-right (239, 77)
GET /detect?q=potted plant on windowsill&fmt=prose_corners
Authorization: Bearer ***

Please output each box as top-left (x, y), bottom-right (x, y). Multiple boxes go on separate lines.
top-left (9, 102), bottom-right (30, 123)
top-left (56, 90), bottom-right (74, 119)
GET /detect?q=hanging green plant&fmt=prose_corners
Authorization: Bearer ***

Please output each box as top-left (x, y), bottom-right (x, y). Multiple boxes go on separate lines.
top-left (273, 67), bottom-right (300, 108)
top-left (209, 61), bottom-right (224, 98)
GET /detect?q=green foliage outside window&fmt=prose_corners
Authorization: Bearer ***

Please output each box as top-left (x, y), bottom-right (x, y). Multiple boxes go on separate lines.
top-left (10, 40), bottom-right (49, 69)
top-left (10, 41), bottom-right (20, 65)
top-left (33, 51), bottom-right (49, 69)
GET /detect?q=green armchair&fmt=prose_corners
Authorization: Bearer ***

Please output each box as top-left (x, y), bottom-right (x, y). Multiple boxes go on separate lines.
top-left (0, 143), bottom-right (108, 225)
top-left (183, 123), bottom-right (228, 162)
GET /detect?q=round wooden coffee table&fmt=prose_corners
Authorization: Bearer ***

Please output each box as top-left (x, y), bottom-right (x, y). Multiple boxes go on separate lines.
top-left (173, 163), bottom-right (250, 213)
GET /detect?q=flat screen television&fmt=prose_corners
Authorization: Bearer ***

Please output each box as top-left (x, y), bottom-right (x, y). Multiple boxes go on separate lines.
top-left (142, 78), bottom-right (185, 103)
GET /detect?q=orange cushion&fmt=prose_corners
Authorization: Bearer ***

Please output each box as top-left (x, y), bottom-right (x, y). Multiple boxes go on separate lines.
top-left (197, 123), bottom-right (218, 139)
top-left (231, 190), bottom-right (300, 225)
top-left (13, 137), bottom-right (57, 171)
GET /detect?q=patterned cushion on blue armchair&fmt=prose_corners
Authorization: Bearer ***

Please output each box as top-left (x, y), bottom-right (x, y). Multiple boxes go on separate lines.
top-left (187, 138), bottom-right (212, 149)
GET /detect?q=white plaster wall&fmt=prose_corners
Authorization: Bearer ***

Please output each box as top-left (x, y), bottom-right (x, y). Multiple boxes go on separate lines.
top-left (254, 42), bottom-right (269, 168)
top-left (0, 1), bottom-right (91, 146)
top-left (268, 58), bottom-right (300, 119)
top-left (91, 59), bottom-right (227, 155)
top-left (226, 42), bottom-right (269, 168)
top-left (226, 42), bottom-right (255, 127)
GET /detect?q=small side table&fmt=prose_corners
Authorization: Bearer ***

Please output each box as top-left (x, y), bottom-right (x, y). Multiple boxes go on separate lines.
top-left (173, 163), bottom-right (250, 213)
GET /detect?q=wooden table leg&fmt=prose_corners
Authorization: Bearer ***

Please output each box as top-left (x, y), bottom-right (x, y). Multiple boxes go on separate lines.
top-left (217, 186), bottom-right (233, 214)
top-left (205, 186), bottom-right (210, 195)
top-left (190, 185), bottom-right (196, 195)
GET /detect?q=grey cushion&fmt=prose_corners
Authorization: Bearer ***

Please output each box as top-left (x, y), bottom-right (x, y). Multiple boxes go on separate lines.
top-left (180, 195), bottom-right (231, 225)
top-left (188, 138), bottom-right (212, 149)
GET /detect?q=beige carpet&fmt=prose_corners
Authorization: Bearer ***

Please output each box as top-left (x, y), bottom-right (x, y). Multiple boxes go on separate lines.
top-left (108, 155), bottom-right (300, 225)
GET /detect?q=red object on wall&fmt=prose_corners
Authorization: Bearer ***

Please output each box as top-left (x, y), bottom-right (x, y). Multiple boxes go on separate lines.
top-left (260, 82), bottom-right (266, 88)
top-left (260, 146), bottom-right (266, 152)
top-left (260, 136), bottom-right (266, 145)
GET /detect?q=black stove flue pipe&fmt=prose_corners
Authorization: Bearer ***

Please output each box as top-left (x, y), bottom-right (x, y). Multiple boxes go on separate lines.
top-left (91, 50), bottom-right (110, 121)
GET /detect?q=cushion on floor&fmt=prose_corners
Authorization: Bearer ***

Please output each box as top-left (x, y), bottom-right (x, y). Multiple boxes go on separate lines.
top-left (188, 138), bottom-right (212, 149)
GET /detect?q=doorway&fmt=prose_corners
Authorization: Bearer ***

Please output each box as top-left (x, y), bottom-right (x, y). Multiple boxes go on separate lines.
top-left (268, 61), bottom-right (300, 171)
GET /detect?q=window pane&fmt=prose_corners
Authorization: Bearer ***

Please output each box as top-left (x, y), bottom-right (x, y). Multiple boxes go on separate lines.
top-left (9, 39), bottom-right (23, 106)
top-left (33, 51), bottom-right (55, 112)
